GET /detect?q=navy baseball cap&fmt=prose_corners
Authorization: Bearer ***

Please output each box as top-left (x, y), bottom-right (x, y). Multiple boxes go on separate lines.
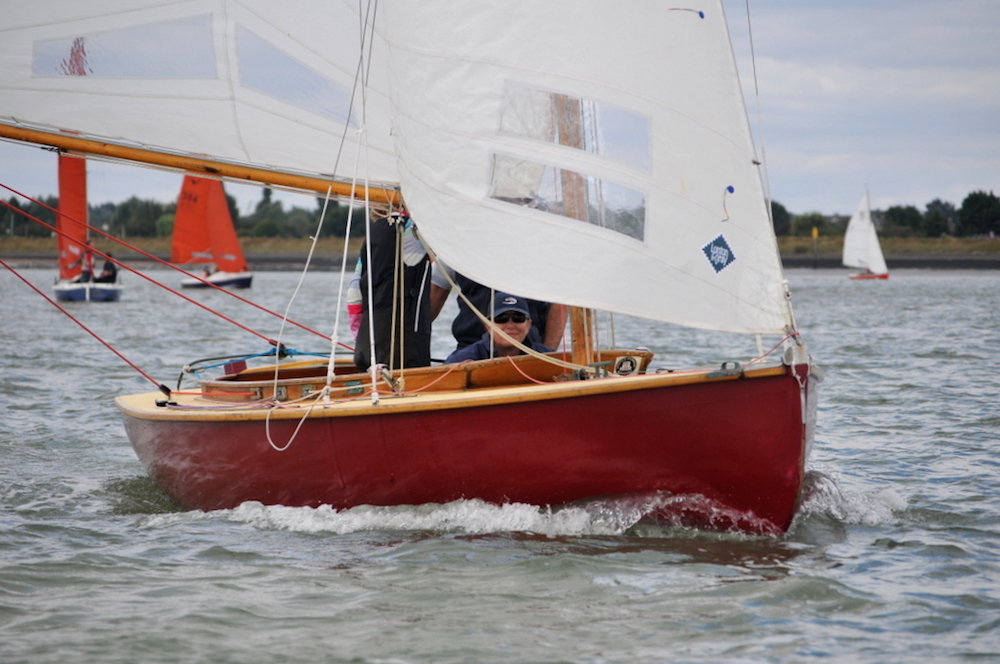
top-left (493, 292), bottom-right (530, 317)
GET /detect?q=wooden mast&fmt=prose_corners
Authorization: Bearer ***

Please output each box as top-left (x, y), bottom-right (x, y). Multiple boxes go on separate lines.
top-left (553, 94), bottom-right (595, 367)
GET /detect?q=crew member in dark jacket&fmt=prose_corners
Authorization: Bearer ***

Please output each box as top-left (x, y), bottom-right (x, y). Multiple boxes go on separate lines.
top-left (445, 293), bottom-right (553, 363)
top-left (353, 213), bottom-right (432, 372)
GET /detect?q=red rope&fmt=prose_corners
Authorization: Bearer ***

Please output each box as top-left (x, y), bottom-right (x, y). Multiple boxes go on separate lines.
top-left (745, 331), bottom-right (801, 366)
top-left (504, 355), bottom-right (550, 385)
top-left (1, 258), bottom-right (163, 389)
top-left (0, 183), bottom-right (350, 348)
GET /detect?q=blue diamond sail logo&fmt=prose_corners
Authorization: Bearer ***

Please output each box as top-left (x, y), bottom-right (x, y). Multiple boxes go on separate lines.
top-left (702, 234), bottom-right (736, 273)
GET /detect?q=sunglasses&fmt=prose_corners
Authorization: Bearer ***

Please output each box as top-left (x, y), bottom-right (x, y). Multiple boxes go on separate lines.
top-left (493, 312), bottom-right (528, 324)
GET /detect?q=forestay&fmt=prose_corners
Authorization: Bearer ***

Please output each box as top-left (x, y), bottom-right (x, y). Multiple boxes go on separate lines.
top-left (383, 0), bottom-right (792, 334)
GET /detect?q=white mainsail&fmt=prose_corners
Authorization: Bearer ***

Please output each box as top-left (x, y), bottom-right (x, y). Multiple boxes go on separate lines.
top-left (842, 191), bottom-right (888, 276)
top-left (0, 0), bottom-right (794, 335)
top-left (0, 0), bottom-right (397, 185)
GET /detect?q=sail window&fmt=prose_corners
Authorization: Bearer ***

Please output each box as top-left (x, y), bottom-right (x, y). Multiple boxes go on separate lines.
top-left (236, 26), bottom-right (355, 126)
top-left (33, 16), bottom-right (216, 78)
top-left (499, 83), bottom-right (650, 171)
top-left (489, 154), bottom-right (646, 240)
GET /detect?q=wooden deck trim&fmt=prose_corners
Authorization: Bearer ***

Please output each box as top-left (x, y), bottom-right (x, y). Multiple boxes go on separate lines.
top-left (115, 362), bottom-right (789, 422)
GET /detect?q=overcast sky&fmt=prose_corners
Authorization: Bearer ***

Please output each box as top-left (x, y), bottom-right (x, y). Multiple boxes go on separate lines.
top-left (1, 0), bottom-right (997, 217)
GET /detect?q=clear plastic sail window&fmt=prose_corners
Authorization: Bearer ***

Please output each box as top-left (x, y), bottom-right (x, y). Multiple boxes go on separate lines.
top-left (491, 83), bottom-right (648, 240)
top-left (33, 15), bottom-right (217, 78)
top-left (32, 16), bottom-right (356, 127)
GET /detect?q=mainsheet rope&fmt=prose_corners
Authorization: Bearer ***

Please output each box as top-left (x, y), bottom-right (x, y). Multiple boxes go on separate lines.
top-left (265, 0), bottom-right (383, 451)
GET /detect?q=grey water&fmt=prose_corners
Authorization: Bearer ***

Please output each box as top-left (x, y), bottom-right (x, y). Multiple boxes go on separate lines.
top-left (1, 267), bottom-right (999, 663)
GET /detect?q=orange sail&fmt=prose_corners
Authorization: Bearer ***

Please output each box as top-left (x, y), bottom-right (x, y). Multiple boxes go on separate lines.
top-left (57, 154), bottom-right (88, 281)
top-left (170, 176), bottom-right (247, 273)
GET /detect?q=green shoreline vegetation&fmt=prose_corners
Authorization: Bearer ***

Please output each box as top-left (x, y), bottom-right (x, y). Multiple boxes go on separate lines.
top-left (2, 235), bottom-right (999, 258)
top-left (2, 187), bottom-right (998, 258)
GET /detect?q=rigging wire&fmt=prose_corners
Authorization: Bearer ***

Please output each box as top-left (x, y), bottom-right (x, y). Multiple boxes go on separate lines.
top-left (743, 0), bottom-right (773, 215)
top-left (0, 187), bottom-right (347, 348)
top-left (1, 198), bottom-right (282, 347)
top-left (263, 0), bottom-right (385, 453)
top-left (318, 1), bottom-right (384, 401)
top-left (353, 0), bottom-right (382, 405)
top-left (741, 0), bottom-right (799, 338)
top-left (1, 258), bottom-right (169, 396)
top-left (0, 182), bottom-right (342, 346)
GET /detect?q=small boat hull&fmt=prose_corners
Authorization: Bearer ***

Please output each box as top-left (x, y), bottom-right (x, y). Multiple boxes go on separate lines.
top-left (849, 272), bottom-right (889, 280)
top-left (53, 281), bottom-right (123, 302)
top-left (118, 361), bottom-right (815, 534)
top-left (180, 271), bottom-right (253, 289)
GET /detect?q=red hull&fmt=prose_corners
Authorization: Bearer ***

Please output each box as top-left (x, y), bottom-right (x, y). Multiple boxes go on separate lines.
top-left (849, 272), bottom-right (889, 280)
top-left (120, 365), bottom-right (813, 533)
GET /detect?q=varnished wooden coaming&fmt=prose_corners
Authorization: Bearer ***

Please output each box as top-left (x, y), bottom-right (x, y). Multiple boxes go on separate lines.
top-left (117, 350), bottom-right (789, 422)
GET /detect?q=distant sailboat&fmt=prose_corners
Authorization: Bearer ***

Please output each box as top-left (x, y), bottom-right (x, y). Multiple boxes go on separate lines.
top-left (171, 175), bottom-right (253, 289)
top-left (843, 190), bottom-right (889, 280)
top-left (52, 154), bottom-right (123, 302)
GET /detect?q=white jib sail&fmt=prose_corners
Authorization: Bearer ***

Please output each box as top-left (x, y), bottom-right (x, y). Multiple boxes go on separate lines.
top-left (382, 0), bottom-right (792, 334)
top-left (843, 192), bottom-right (888, 275)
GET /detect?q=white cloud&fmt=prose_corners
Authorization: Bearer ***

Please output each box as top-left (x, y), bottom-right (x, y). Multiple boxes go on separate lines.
top-left (724, 0), bottom-right (1000, 214)
top-left (3, 1), bottom-right (997, 219)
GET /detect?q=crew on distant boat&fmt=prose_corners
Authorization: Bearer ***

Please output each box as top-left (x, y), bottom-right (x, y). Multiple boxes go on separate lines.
top-left (350, 211), bottom-right (432, 372)
top-left (445, 293), bottom-right (554, 363)
top-left (93, 252), bottom-right (118, 283)
top-left (72, 240), bottom-right (95, 282)
top-left (429, 263), bottom-right (567, 352)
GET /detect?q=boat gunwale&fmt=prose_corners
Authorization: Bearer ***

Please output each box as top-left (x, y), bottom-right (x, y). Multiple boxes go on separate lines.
top-left (115, 362), bottom-right (792, 422)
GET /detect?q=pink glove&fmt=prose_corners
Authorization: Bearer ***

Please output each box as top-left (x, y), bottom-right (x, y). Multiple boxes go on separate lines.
top-left (348, 304), bottom-right (363, 338)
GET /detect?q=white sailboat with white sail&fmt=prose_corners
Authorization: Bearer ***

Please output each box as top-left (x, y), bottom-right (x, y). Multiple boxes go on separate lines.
top-left (843, 190), bottom-right (889, 280)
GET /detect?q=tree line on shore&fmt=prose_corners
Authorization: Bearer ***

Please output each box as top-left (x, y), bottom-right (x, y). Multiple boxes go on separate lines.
top-left (3, 185), bottom-right (999, 240)
top-left (772, 190), bottom-right (999, 238)
top-left (0, 187), bottom-right (361, 240)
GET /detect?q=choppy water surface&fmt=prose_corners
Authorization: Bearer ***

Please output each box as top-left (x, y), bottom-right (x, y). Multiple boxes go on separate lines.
top-left (1, 267), bottom-right (998, 663)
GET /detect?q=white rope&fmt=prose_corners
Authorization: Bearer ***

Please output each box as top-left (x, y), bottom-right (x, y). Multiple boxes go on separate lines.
top-left (265, 393), bottom-right (323, 452)
top-left (324, 138), bottom-right (365, 400)
top-left (429, 253), bottom-right (589, 372)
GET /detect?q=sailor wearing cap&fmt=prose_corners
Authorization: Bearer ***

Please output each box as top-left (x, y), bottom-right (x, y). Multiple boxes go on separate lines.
top-left (444, 292), bottom-right (554, 363)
